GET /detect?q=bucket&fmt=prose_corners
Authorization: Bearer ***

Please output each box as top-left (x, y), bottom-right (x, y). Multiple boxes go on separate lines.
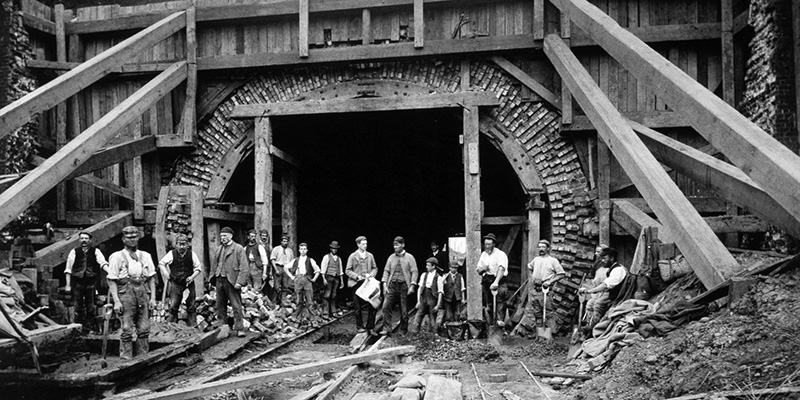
top-left (466, 319), bottom-right (487, 339)
top-left (445, 321), bottom-right (467, 340)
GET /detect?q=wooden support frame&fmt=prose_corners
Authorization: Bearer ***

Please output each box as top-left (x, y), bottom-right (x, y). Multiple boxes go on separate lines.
top-left (631, 121), bottom-right (800, 238)
top-left (0, 62), bottom-right (187, 230)
top-left (0, 11), bottom-right (186, 140)
top-left (154, 186), bottom-right (170, 260)
top-left (413, 0), bottom-right (424, 48)
top-left (793, 0), bottom-right (800, 154)
top-left (597, 140), bottom-right (611, 247)
top-left (66, 136), bottom-right (157, 180)
top-left (281, 167), bottom-right (298, 253)
top-left (611, 200), bottom-right (672, 243)
top-left (254, 117), bottom-right (273, 240)
top-left (362, 9), bottom-right (372, 45)
top-left (544, 34), bottom-right (736, 288)
top-left (299, 0), bottom-right (309, 58)
top-left (551, 0), bottom-right (800, 227)
top-left (231, 92), bottom-right (499, 118)
top-left (191, 186), bottom-right (205, 297)
top-left (55, 4), bottom-right (67, 221)
top-left (490, 56), bottom-right (560, 109)
top-left (21, 12), bottom-right (54, 35)
top-left (534, 0), bottom-right (545, 40)
top-left (463, 105), bottom-right (482, 320)
top-left (182, 0), bottom-right (197, 143)
top-left (32, 212), bottom-right (132, 267)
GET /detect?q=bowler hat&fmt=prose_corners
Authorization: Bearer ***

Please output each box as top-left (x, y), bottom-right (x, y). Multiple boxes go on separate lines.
top-left (483, 233), bottom-right (497, 243)
top-left (329, 241), bottom-right (340, 249)
top-left (221, 226), bottom-right (234, 235)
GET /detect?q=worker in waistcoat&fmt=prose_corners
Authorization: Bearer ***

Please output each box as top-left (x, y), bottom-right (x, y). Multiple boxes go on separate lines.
top-left (64, 231), bottom-right (109, 334)
top-left (157, 234), bottom-right (202, 326)
top-left (208, 226), bottom-right (249, 338)
top-left (411, 257), bottom-right (444, 333)
top-left (107, 226), bottom-right (157, 359)
top-left (284, 243), bottom-right (321, 323)
top-left (244, 229), bottom-right (270, 292)
top-left (320, 241), bottom-right (345, 319)
top-left (270, 234), bottom-right (294, 304)
top-left (379, 236), bottom-right (418, 336)
top-left (442, 260), bottom-right (467, 323)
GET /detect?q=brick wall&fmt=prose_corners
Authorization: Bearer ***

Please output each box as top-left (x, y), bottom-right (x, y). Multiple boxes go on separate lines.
top-left (741, 0), bottom-right (798, 153)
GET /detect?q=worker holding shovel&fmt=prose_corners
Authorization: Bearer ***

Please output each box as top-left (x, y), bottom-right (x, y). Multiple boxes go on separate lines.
top-left (158, 234), bottom-right (202, 327)
top-left (476, 233), bottom-right (508, 327)
top-left (521, 240), bottom-right (565, 339)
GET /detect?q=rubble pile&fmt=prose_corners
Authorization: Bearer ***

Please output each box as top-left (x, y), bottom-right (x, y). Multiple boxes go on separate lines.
top-left (395, 332), bottom-right (501, 363)
top-left (568, 267), bottom-right (800, 400)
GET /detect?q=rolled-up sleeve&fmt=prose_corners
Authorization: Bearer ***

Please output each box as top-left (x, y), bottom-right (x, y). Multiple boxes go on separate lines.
top-left (64, 249), bottom-right (77, 275)
top-left (604, 267), bottom-right (626, 289)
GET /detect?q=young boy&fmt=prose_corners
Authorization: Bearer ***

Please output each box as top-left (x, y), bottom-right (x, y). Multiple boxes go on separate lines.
top-left (284, 243), bottom-right (321, 323)
top-left (411, 257), bottom-right (443, 333)
top-left (441, 260), bottom-right (466, 324)
top-left (320, 241), bottom-right (345, 318)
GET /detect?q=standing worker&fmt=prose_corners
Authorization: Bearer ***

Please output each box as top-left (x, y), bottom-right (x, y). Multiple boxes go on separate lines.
top-left (244, 229), bottom-right (270, 292)
top-left (270, 234), bottom-right (294, 304)
top-left (522, 240), bottom-right (566, 333)
top-left (157, 234), bottom-right (202, 327)
top-left (475, 233), bottom-right (508, 325)
top-left (379, 236), bottom-right (418, 336)
top-left (411, 257), bottom-right (443, 333)
top-left (208, 226), bottom-right (249, 337)
top-left (284, 243), bottom-right (321, 323)
top-left (320, 241), bottom-right (345, 319)
top-left (345, 236), bottom-right (378, 335)
top-left (441, 260), bottom-right (466, 323)
top-left (107, 226), bottom-right (157, 359)
top-left (64, 231), bottom-right (109, 334)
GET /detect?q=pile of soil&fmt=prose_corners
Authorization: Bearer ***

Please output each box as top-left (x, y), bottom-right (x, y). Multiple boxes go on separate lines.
top-left (393, 332), bottom-right (501, 363)
top-left (568, 266), bottom-right (800, 400)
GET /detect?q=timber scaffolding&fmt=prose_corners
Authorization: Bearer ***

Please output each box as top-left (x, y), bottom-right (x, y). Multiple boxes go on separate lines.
top-left (2, 0), bottom-right (800, 335)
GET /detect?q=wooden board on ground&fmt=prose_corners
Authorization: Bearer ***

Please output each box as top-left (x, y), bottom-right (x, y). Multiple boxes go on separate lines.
top-left (203, 332), bottom-right (260, 361)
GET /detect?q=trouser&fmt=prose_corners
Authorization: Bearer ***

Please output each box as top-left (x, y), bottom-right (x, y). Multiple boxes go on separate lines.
top-left (585, 291), bottom-right (611, 330)
top-left (382, 281), bottom-right (409, 333)
top-left (412, 289), bottom-right (442, 332)
top-left (72, 278), bottom-right (97, 330)
top-left (322, 274), bottom-right (340, 315)
top-left (168, 280), bottom-right (196, 326)
top-left (442, 299), bottom-right (462, 323)
top-left (273, 265), bottom-right (291, 302)
top-left (120, 281), bottom-right (150, 343)
top-left (481, 275), bottom-right (508, 323)
top-left (351, 281), bottom-right (376, 330)
top-left (214, 277), bottom-right (244, 332)
top-left (246, 263), bottom-right (264, 291)
top-left (521, 289), bottom-right (555, 330)
top-left (294, 275), bottom-right (315, 319)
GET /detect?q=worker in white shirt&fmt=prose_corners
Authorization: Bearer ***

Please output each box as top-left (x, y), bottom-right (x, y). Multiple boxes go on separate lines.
top-left (284, 243), bottom-right (321, 323)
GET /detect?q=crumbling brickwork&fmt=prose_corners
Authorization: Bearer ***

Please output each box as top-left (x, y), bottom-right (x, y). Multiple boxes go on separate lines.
top-left (741, 0), bottom-right (798, 152)
top-left (170, 59), bottom-right (595, 331)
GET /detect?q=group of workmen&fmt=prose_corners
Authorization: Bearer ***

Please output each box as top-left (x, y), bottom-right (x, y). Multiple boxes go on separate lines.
top-left (64, 224), bottom-right (626, 359)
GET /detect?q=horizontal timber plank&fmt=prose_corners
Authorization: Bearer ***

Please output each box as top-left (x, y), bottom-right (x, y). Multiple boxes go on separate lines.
top-left (703, 215), bottom-right (768, 234)
top-left (232, 92), bottom-right (499, 117)
top-left (202, 208), bottom-right (253, 222)
top-left (571, 23), bottom-right (722, 47)
top-left (491, 56), bottom-right (560, 109)
top-left (33, 212), bottom-right (132, 267)
top-left (22, 12), bottom-right (55, 35)
top-left (563, 112), bottom-right (687, 132)
top-left (616, 197), bottom-right (728, 214)
top-left (66, 136), bottom-right (157, 180)
top-left (482, 216), bottom-right (526, 225)
top-left (30, 155), bottom-right (134, 200)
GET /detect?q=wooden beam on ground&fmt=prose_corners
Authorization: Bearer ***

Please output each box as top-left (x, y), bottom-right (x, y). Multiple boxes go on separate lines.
top-left (197, 34), bottom-right (538, 70)
top-left (667, 386), bottom-right (800, 400)
top-left (281, 168), bottom-right (298, 251)
top-left (481, 216), bottom-right (526, 225)
top-left (463, 105), bottom-right (482, 320)
top-left (66, 136), bottom-right (157, 180)
top-left (562, 112), bottom-right (688, 132)
top-left (298, 0), bottom-right (309, 58)
top-left (544, 34), bottom-right (736, 288)
top-left (0, 324), bottom-right (81, 361)
top-left (631, 121), bottom-right (800, 238)
top-left (611, 200), bottom-right (672, 243)
top-left (0, 11), bottom-right (186, 141)
top-left (254, 117), bottom-right (273, 240)
top-left (551, 0), bottom-right (800, 227)
top-left (413, 0), bottom-right (423, 48)
top-left (317, 336), bottom-right (388, 399)
top-left (491, 56), bottom-right (560, 109)
top-left (0, 62), bottom-right (187, 230)
top-left (32, 212), bottom-right (132, 267)
top-left (182, 0), bottom-right (197, 143)
top-left (232, 92), bottom-right (498, 118)
top-left (135, 346), bottom-right (415, 400)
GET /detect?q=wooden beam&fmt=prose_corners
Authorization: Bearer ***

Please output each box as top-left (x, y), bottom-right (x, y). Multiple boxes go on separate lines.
top-left (21, 12), bottom-right (54, 35)
top-left (55, 4), bottom-right (68, 221)
top-left (281, 167), bottom-right (298, 252)
top-left (704, 215), bottom-right (769, 234)
top-left (30, 155), bottom-right (135, 200)
top-left (614, 197), bottom-right (728, 215)
top-left (631, 121), bottom-right (800, 238)
top-left (721, 0), bottom-right (735, 107)
top-left (232, 92), bottom-right (499, 118)
top-left (299, 0), bottom-right (309, 58)
top-left (551, 0), bottom-right (800, 228)
top-left (570, 23), bottom-right (723, 47)
top-left (66, 136), bottom-right (157, 180)
top-left (732, 9), bottom-right (750, 35)
top-left (362, 9), bottom-right (372, 45)
top-left (463, 105), bottom-right (482, 320)
top-left (0, 11), bottom-right (186, 141)
top-left (597, 141), bottom-right (611, 247)
top-left (500, 224), bottom-right (521, 254)
top-left (203, 208), bottom-right (253, 222)
top-left (270, 145), bottom-right (300, 168)
top-left (611, 200), bottom-right (672, 242)
top-left (794, 0), bottom-right (800, 156)
top-left (132, 120), bottom-right (145, 220)
top-left (562, 111), bottom-right (687, 131)
top-left (183, 0), bottom-right (197, 143)
top-left (544, 34), bottom-right (736, 288)
top-left (0, 62), bottom-right (187, 230)
top-left (154, 186), bottom-right (170, 261)
top-left (32, 212), bottom-right (132, 267)
top-left (191, 186), bottom-right (205, 297)
top-left (524, 206), bottom-right (541, 284)
top-left (534, 0), bottom-right (545, 40)
top-left (491, 56), bottom-right (560, 109)
top-left (481, 216), bottom-right (526, 225)
top-left (136, 346), bottom-right (415, 400)
top-left (254, 117), bottom-right (273, 240)
top-left (197, 34), bottom-right (538, 70)
top-left (413, 0), bottom-right (423, 48)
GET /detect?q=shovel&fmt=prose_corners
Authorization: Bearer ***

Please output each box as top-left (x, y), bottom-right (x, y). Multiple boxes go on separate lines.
top-left (101, 301), bottom-right (113, 359)
top-left (490, 286), bottom-right (499, 327)
top-left (536, 286), bottom-right (552, 340)
top-left (567, 290), bottom-right (586, 358)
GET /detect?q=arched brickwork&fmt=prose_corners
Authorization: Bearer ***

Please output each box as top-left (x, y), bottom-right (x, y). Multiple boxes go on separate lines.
top-left (172, 59), bottom-right (597, 330)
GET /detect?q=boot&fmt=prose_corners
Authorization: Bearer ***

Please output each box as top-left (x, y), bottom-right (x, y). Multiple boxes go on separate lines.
top-left (120, 340), bottom-right (133, 360)
top-left (186, 312), bottom-right (197, 328)
top-left (136, 337), bottom-right (149, 356)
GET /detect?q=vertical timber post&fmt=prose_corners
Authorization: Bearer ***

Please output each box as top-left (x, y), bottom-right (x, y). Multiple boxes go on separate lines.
top-left (464, 105), bottom-right (482, 320)
top-left (597, 140), bottom-right (611, 246)
top-left (413, 0), bottom-right (424, 48)
top-left (524, 195), bottom-right (543, 284)
top-left (191, 186), bottom-right (205, 298)
top-left (255, 117), bottom-right (273, 244)
top-left (362, 9), bottom-right (372, 45)
top-left (183, 0), bottom-right (197, 143)
top-left (282, 167), bottom-right (298, 254)
top-left (55, 4), bottom-right (67, 221)
top-left (299, 0), bottom-right (309, 58)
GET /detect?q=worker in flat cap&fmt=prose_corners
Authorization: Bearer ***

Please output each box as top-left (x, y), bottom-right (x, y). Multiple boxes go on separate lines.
top-left (519, 239), bottom-right (565, 336)
top-left (411, 257), bottom-right (444, 333)
top-left (379, 236), bottom-right (418, 336)
top-left (107, 226), bottom-right (157, 359)
top-left (580, 247), bottom-right (628, 334)
top-left (208, 226), bottom-right (249, 337)
top-left (442, 260), bottom-right (467, 324)
top-left (244, 229), bottom-right (270, 293)
top-left (320, 241), bottom-right (345, 319)
top-left (270, 233), bottom-right (294, 304)
top-left (64, 231), bottom-right (110, 334)
top-left (284, 242), bottom-right (321, 323)
top-left (157, 234), bottom-right (202, 326)
top-left (476, 233), bottom-right (509, 326)
top-left (345, 235), bottom-right (378, 335)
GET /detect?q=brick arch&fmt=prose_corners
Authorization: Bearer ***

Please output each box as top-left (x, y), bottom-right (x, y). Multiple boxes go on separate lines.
top-left (172, 59), bottom-right (597, 329)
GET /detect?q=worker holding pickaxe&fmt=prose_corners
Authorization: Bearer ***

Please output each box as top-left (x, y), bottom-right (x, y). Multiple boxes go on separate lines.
top-left (158, 234), bottom-right (202, 327)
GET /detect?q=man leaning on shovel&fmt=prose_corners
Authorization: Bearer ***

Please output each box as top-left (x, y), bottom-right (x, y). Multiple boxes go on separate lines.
top-left (476, 233), bottom-right (509, 326)
top-left (520, 240), bottom-right (565, 338)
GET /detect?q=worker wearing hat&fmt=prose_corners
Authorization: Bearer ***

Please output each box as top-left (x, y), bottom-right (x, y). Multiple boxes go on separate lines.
top-left (208, 226), bottom-right (249, 337)
top-left (345, 235), bottom-right (379, 335)
top-left (157, 233), bottom-right (202, 326)
top-left (269, 233), bottom-right (294, 304)
top-left (411, 257), bottom-right (444, 333)
top-left (244, 229), bottom-right (270, 293)
top-left (107, 226), bottom-right (157, 359)
top-left (579, 247), bottom-right (628, 333)
top-left (475, 233), bottom-right (509, 326)
top-left (379, 236), bottom-right (419, 336)
top-left (64, 230), bottom-right (109, 334)
top-left (320, 241), bottom-right (345, 318)
top-left (519, 239), bottom-right (565, 335)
